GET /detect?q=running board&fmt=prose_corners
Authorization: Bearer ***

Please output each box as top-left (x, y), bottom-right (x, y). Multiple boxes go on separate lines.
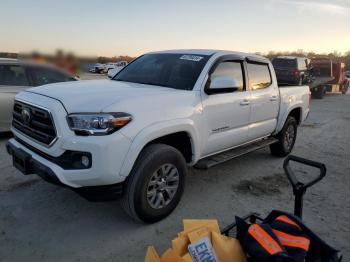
top-left (194, 137), bottom-right (278, 169)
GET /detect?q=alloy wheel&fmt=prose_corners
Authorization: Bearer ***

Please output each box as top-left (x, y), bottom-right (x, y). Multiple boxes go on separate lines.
top-left (146, 164), bottom-right (180, 209)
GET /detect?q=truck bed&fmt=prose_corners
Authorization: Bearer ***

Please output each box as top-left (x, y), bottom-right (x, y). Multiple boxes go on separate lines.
top-left (309, 76), bottom-right (334, 88)
top-left (277, 84), bottom-right (310, 131)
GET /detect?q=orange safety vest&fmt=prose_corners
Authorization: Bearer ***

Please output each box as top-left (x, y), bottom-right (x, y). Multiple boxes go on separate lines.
top-left (237, 215), bottom-right (311, 261)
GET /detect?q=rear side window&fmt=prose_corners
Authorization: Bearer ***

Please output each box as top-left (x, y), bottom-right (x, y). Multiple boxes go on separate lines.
top-left (247, 63), bottom-right (272, 90)
top-left (272, 58), bottom-right (296, 68)
top-left (210, 61), bottom-right (244, 91)
top-left (0, 65), bottom-right (29, 86)
top-left (297, 58), bottom-right (307, 70)
top-left (31, 67), bottom-right (75, 86)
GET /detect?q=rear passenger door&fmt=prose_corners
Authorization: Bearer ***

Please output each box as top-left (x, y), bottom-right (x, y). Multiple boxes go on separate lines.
top-left (246, 61), bottom-right (279, 140)
top-left (0, 64), bottom-right (30, 130)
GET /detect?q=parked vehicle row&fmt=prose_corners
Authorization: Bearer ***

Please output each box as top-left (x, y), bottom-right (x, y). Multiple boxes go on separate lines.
top-left (0, 59), bottom-right (77, 132)
top-left (272, 56), bottom-right (311, 86)
top-left (6, 49), bottom-right (310, 223)
top-left (272, 56), bottom-right (349, 99)
top-left (89, 61), bottom-right (128, 76)
top-left (89, 63), bottom-right (105, 74)
top-left (309, 58), bottom-right (349, 99)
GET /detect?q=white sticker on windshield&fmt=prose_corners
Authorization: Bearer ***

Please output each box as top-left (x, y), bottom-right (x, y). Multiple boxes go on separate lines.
top-left (180, 55), bottom-right (204, 62)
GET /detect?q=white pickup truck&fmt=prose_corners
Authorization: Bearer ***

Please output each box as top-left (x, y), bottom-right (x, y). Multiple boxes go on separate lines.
top-left (6, 50), bottom-right (310, 223)
top-left (106, 61), bottom-right (128, 78)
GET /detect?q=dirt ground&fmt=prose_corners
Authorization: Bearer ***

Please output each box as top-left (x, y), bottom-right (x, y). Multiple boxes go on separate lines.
top-left (0, 88), bottom-right (349, 261)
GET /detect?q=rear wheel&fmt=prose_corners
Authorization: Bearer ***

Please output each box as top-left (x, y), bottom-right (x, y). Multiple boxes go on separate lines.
top-left (341, 83), bottom-right (349, 95)
top-left (122, 144), bottom-right (187, 223)
top-left (270, 116), bottom-right (297, 157)
top-left (313, 86), bottom-right (325, 99)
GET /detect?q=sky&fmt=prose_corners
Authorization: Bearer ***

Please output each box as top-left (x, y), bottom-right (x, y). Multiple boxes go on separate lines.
top-left (1, 0), bottom-right (349, 57)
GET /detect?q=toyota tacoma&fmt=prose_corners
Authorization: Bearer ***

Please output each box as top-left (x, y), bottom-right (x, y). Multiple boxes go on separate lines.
top-left (6, 50), bottom-right (310, 223)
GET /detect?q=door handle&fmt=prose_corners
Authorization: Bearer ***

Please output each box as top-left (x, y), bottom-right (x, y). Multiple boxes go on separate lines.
top-left (270, 95), bottom-right (278, 101)
top-left (240, 99), bottom-right (250, 106)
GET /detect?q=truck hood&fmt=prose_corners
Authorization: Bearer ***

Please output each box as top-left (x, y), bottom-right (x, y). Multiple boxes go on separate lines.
top-left (26, 80), bottom-right (183, 113)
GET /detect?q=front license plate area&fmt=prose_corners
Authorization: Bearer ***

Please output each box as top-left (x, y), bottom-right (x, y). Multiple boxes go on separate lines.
top-left (13, 148), bottom-right (32, 175)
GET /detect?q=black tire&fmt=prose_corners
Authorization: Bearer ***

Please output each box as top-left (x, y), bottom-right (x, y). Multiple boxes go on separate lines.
top-left (270, 116), bottom-right (298, 157)
top-left (341, 83), bottom-right (348, 95)
top-left (122, 144), bottom-right (187, 223)
top-left (313, 86), bottom-right (324, 99)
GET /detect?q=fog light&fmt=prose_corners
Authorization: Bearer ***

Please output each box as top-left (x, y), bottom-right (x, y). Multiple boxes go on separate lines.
top-left (81, 155), bottom-right (90, 167)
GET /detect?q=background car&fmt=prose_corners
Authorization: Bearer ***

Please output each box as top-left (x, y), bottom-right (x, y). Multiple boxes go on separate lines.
top-left (89, 63), bottom-right (106, 74)
top-left (105, 61), bottom-right (128, 74)
top-left (345, 70), bottom-right (350, 78)
top-left (0, 59), bottom-right (77, 132)
top-left (106, 61), bottom-right (128, 78)
top-left (272, 56), bottom-right (311, 85)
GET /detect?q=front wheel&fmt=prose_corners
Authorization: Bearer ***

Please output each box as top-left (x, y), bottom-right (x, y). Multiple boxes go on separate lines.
top-left (122, 144), bottom-right (187, 223)
top-left (270, 116), bottom-right (297, 157)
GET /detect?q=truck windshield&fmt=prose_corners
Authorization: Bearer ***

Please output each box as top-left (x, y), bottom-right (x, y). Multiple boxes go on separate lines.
top-left (272, 58), bottom-right (296, 68)
top-left (113, 53), bottom-right (210, 90)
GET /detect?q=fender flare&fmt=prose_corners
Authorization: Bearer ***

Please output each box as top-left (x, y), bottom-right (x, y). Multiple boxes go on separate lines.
top-left (275, 104), bottom-right (303, 134)
top-left (119, 119), bottom-right (200, 178)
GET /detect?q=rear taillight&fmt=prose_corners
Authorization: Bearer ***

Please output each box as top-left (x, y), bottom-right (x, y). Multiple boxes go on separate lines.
top-left (294, 69), bottom-right (300, 77)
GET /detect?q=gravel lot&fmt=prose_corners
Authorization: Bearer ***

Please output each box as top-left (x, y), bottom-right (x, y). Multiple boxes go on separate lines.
top-left (0, 86), bottom-right (349, 261)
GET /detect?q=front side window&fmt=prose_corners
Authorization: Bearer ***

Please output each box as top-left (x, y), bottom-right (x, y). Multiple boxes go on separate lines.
top-left (31, 67), bottom-right (76, 86)
top-left (113, 53), bottom-right (210, 90)
top-left (210, 61), bottom-right (244, 91)
top-left (0, 65), bottom-right (29, 86)
top-left (247, 62), bottom-right (272, 90)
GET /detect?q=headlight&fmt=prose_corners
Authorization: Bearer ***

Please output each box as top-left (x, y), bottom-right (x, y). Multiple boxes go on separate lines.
top-left (67, 113), bottom-right (132, 135)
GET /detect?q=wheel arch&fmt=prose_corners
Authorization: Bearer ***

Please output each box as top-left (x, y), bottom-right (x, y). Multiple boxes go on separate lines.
top-left (275, 105), bottom-right (303, 134)
top-left (288, 107), bottom-right (302, 125)
top-left (119, 120), bottom-right (199, 178)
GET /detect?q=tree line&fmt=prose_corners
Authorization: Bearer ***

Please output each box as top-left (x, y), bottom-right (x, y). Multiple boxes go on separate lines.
top-left (260, 50), bottom-right (350, 69)
top-left (1, 51), bottom-right (350, 69)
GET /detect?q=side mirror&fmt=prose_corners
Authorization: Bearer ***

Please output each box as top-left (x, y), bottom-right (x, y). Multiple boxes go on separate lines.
top-left (206, 76), bottom-right (239, 94)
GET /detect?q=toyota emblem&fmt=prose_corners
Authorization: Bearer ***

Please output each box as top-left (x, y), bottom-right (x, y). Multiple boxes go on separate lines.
top-left (21, 108), bottom-right (31, 125)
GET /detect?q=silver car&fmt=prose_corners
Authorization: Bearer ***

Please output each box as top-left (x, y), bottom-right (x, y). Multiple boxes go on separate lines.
top-left (0, 59), bottom-right (77, 132)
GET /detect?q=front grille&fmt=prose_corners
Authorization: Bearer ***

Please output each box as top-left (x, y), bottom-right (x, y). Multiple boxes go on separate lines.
top-left (12, 101), bottom-right (57, 146)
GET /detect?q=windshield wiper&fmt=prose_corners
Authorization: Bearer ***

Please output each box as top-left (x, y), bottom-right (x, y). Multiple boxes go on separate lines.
top-left (112, 79), bottom-right (171, 88)
top-left (141, 82), bottom-right (170, 88)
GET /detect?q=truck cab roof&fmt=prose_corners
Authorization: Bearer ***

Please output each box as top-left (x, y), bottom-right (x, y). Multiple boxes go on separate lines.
top-left (148, 49), bottom-right (270, 63)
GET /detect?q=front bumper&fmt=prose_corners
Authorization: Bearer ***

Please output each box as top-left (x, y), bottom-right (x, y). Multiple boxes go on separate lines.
top-left (9, 92), bottom-right (133, 200)
top-left (6, 139), bottom-right (125, 201)
top-left (7, 132), bottom-right (131, 188)
top-left (6, 140), bottom-right (61, 184)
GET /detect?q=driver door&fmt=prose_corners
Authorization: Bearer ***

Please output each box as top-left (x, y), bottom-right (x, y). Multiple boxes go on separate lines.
top-left (200, 59), bottom-right (251, 157)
